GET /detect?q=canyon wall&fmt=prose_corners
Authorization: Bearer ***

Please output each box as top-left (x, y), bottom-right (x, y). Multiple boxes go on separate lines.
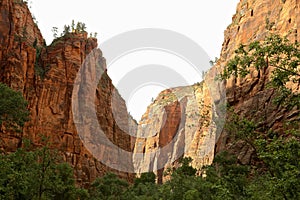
top-left (132, 0), bottom-right (300, 177)
top-left (1, 0), bottom-right (299, 186)
top-left (0, 0), bottom-right (135, 187)
top-left (215, 0), bottom-right (300, 163)
top-left (132, 66), bottom-right (226, 182)
top-left (132, 85), bottom-right (208, 176)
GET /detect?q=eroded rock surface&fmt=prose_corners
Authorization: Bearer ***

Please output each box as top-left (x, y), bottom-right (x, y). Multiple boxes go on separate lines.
top-left (214, 0), bottom-right (300, 164)
top-left (0, 0), bottom-right (136, 186)
top-left (132, 0), bottom-right (300, 176)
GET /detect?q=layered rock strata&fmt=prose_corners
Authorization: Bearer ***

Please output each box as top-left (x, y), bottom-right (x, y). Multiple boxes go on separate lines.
top-left (0, 0), bottom-right (136, 186)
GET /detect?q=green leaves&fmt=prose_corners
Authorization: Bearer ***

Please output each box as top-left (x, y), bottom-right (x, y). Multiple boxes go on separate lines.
top-left (173, 157), bottom-right (197, 177)
top-left (77, 34), bottom-right (300, 200)
top-left (0, 83), bottom-right (29, 131)
top-left (0, 146), bottom-right (86, 200)
top-left (134, 172), bottom-right (156, 186)
top-left (222, 110), bottom-right (300, 200)
top-left (253, 133), bottom-right (300, 199)
top-left (89, 173), bottom-right (129, 200)
top-left (220, 34), bottom-right (300, 108)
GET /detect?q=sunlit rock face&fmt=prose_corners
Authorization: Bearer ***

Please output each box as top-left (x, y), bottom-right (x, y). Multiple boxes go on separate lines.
top-left (1, 0), bottom-right (299, 186)
top-left (133, 0), bottom-right (300, 179)
top-left (0, 0), bottom-right (135, 187)
top-left (214, 0), bottom-right (300, 164)
top-left (132, 67), bottom-right (226, 182)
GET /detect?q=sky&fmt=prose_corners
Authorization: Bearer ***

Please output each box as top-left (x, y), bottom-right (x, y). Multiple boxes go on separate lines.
top-left (30, 0), bottom-right (239, 121)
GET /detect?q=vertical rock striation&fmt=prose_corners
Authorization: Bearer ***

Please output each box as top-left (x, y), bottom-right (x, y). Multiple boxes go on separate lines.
top-left (132, 67), bottom-right (225, 182)
top-left (214, 0), bottom-right (300, 164)
top-left (132, 0), bottom-right (300, 177)
top-left (1, 0), bottom-right (299, 185)
top-left (0, 0), bottom-right (136, 186)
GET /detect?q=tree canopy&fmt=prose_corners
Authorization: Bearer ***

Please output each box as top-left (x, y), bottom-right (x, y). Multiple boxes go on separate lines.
top-left (0, 143), bottom-right (88, 200)
top-left (0, 83), bottom-right (29, 130)
top-left (220, 34), bottom-right (300, 108)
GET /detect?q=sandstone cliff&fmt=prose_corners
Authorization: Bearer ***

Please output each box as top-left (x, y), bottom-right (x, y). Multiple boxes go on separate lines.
top-left (1, 0), bottom-right (299, 186)
top-left (215, 0), bottom-right (300, 164)
top-left (0, 0), bottom-right (135, 186)
top-left (132, 0), bottom-right (300, 177)
top-left (132, 66), bottom-right (226, 182)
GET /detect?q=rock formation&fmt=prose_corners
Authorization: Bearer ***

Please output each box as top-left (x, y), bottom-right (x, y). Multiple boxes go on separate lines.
top-left (1, 0), bottom-right (299, 186)
top-left (214, 0), bottom-right (300, 164)
top-left (132, 67), bottom-right (226, 181)
top-left (0, 0), bottom-right (135, 187)
top-left (132, 0), bottom-right (300, 178)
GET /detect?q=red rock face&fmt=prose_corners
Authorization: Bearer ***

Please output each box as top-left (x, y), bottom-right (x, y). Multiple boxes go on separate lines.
top-left (132, 82), bottom-right (220, 182)
top-left (0, 0), bottom-right (44, 152)
top-left (214, 0), bottom-right (300, 164)
top-left (0, 0), bottom-right (135, 186)
top-left (132, 0), bottom-right (300, 177)
top-left (1, 0), bottom-right (299, 186)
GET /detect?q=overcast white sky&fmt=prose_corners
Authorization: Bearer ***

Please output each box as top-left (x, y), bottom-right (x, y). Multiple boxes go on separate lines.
top-left (30, 0), bottom-right (239, 120)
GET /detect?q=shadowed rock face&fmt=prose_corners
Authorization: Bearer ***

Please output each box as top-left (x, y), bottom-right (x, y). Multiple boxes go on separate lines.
top-left (132, 0), bottom-right (300, 178)
top-left (132, 70), bottom-right (226, 182)
top-left (214, 0), bottom-right (300, 164)
top-left (0, 0), bottom-right (136, 186)
top-left (1, 0), bottom-right (299, 186)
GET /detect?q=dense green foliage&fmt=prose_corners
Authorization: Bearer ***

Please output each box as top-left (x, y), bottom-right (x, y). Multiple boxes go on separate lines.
top-left (88, 173), bottom-right (129, 200)
top-left (220, 34), bottom-right (300, 108)
top-left (50, 20), bottom-right (96, 43)
top-left (0, 35), bottom-right (299, 199)
top-left (0, 143), bottom-right (88, 200)
top-left (0, 83), bottom-right (29, 130)
top-left (217, 34), bottom-right (300, 199)
top-left (84, 34), bottom-right (299, 200)
top-left (85, 135), bottom-right (299, 199)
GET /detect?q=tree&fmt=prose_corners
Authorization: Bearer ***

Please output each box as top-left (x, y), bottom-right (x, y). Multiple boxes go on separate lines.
top-left (74, 22), bottom-right (87, 33)
top-left (76, 22), bottom-right (82, 33)
top-left (126, 176), bottom-right (160, 200)
top-left (89, 173), bottom-right (129, 199)
top-left (174, 157), bottom-right (197, 177)
top-left (160, 157), bottom-right (199, 200)
top-left (71, 20), bottom-right (75, 32)
top-left (209, 57), bottom-right (218, 66)
top-left (0, 143), bottom-right (87, 200)
top-left (52, 27), bottom-right (58, 39)
top-left (81, 23), bottom-right (87, 32)
top-left (0, 83), bottom-right (29, 130)
top-left (63, 25), bottom-right (71, 36)
top-left (218, 34), bottom-right (300, 199)
top-left (253, 130), bottom-right (300, 199)
top-left (134, 172), bottom-right (156, 186)
top-left (220, 34), bottom-right (300, 108)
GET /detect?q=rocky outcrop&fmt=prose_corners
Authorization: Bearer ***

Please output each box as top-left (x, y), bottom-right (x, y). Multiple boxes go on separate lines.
top-left (0, 0), bottom-right (135, 186)
top-left (1, 0), bottom-right (299, 186)
top-left (0, 0), bottom-right (44, 90)
top-left (0, 0), bottom-right (44, 152)
top-left (132, 66), bottom-right (226, 181)
top-left (220, 0), bottom-right (300, 61)
top-left (132, 0), bottom-right (300, 175)
top-left (214, 0), bottom-right (300, 164)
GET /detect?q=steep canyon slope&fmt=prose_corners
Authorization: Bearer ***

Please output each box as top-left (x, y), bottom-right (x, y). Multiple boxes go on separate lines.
top-left (0, 0), bottom-right (299, 186)
top-left (0, 0), bottom-right (135, 186)
top-left (132, 0), bottom-right (300, 179)
top-left (215, 0), bottom-right (300, 163)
